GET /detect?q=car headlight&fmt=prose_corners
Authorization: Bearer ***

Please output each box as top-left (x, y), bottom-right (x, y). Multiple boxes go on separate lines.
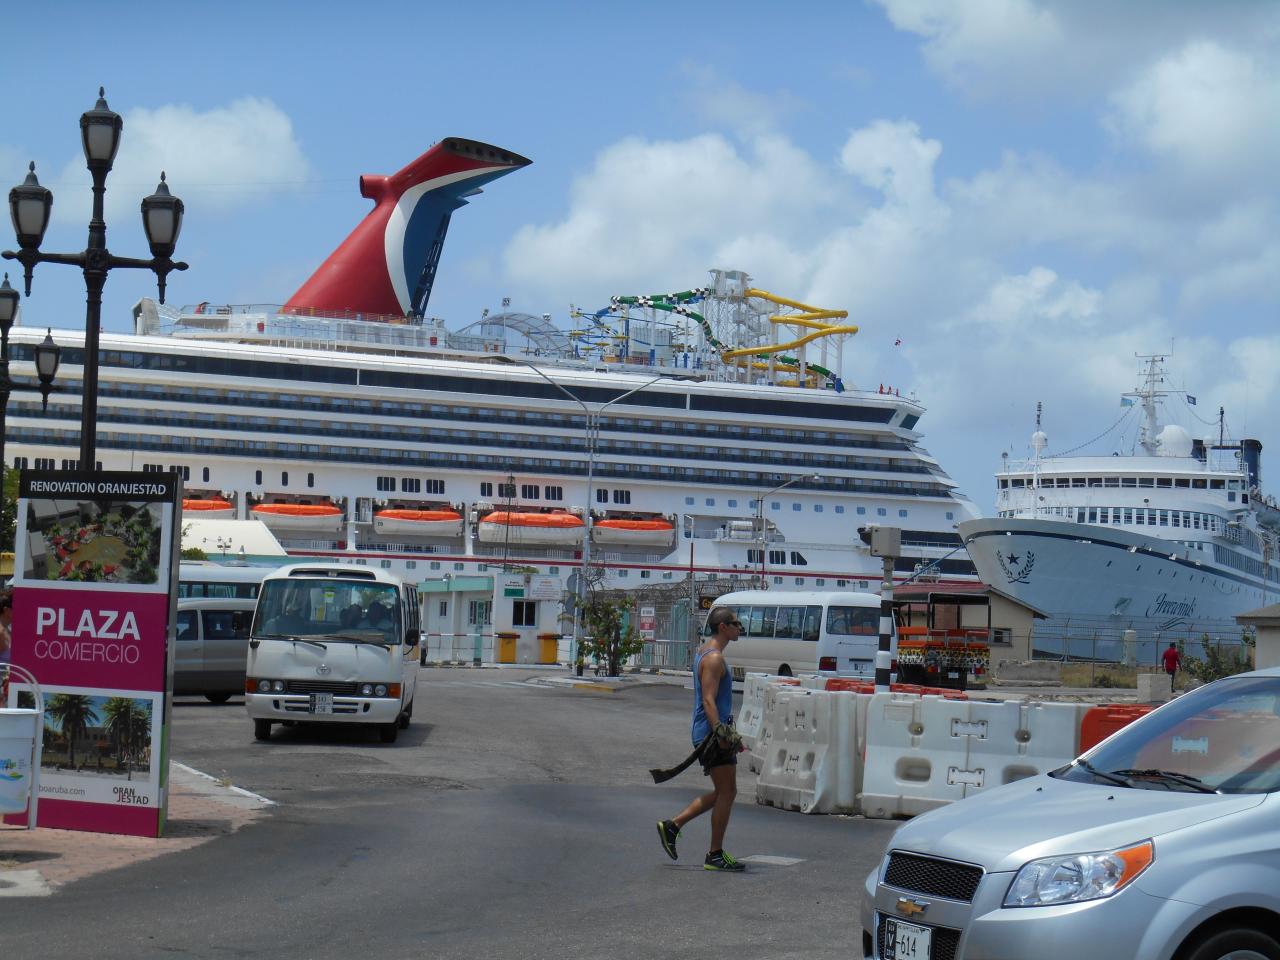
top-left (374, 684), bottom-right (387, 697)
top-left (1004, 841), bottom-right (1153, 907)
top-left (271, 680), bottom-right (286, 693)
top-left (360, 683), bottom-right (373, 696)
top-left (257, 679), bottom-right (272, 693)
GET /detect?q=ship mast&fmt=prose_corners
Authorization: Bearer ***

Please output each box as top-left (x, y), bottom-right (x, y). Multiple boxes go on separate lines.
top-left (1124, 355), bottom-right (1170, 456)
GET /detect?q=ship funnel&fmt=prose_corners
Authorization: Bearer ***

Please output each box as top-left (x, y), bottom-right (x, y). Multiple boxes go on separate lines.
top-left (1243, 438), bottom-right (1262, 489)
top-left (285, 138), bottom-right (530, 319)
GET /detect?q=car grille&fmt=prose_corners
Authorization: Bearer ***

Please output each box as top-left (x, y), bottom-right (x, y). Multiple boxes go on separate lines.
top-left (878, 917), bottom-right (961, 960)
top-left (285, 680), bottom-right (360, 695)
top-left (884, 852), bottom-right (983, 902)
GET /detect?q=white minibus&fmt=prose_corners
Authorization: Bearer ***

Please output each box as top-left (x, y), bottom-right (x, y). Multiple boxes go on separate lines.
top-left (244, 564), bottom-right (421, 743)
top-left (178, 560), bottom-right (271, 599)
top-left (710, 590), bottom-right (896, 681)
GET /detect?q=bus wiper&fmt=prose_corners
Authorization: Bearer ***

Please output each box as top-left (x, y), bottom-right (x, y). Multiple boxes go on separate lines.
top-left (325, 632), bottom-right (392, 649)
top-left (1110, 769), bottom-right (1220, 794)
top-left (261, 634), bottom-right (328, 650)
top-left (1075, 758), bottom-right (1135, 788)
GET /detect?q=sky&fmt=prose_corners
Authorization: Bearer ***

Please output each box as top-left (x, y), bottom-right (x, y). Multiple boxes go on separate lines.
top-left (3, 0), bottom-right (1278, 514)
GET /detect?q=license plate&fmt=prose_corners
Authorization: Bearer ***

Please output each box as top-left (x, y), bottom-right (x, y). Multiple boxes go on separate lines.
top-left (884, 919), bottom-right (931, 960)
top-left (309, 692), bottom-right (333, 714)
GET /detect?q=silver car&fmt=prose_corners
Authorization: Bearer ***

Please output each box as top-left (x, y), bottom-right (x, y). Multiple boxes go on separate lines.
top-left (862, 667), bottom-right (1280, 960)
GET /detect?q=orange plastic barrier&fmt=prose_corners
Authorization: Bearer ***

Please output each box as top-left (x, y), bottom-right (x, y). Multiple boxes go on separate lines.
top-left (822, 678), bottom-right (966, 700)
top-left (1079, 704), bottom-right (1154, 753)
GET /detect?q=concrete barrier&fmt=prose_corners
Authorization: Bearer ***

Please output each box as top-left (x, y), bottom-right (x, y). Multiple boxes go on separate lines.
top-left (1137, 672), bottom-right (1173, 703)
top-left (994, 660), bottom-right (1062, 685)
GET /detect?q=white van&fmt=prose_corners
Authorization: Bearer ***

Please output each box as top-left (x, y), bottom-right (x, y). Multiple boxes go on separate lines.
top-left (174, 597), bottom-right (258, 703)
top-left (178, 560), bottom-right (270, 599)
top-left (711, 589), bottom-right (896, 680)
top-left (244, 564), bottom-right (421, 743)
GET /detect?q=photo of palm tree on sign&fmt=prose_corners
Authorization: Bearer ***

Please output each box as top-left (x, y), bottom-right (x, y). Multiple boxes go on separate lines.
top-left (41, 693), bottom-right (154, 778)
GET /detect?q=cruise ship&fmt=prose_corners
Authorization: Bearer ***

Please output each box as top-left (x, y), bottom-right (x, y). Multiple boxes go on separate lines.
top-left (960, 356), bottom-right (1279, 652)
top-left (3, 137), bottom-right (979, 591)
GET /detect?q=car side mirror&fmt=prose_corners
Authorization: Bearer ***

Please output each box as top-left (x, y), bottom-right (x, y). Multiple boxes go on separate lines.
top-left (404, 629), bottom-right (420, 648)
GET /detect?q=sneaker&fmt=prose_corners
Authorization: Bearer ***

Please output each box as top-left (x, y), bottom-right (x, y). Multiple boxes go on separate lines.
top-left (704, 850), bottom-right (745, 872)
top-left (657, 819), bottom-right (680, 861)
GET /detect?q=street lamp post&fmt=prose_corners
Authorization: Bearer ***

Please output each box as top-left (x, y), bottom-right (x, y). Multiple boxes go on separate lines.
top-left (3, 88), bottom-right (188, 471)
top-left (498, 356), bottom-right (668, 672)
top-left (755, 473), bottom-right (822, 587)
top-left (0, 274), bottom-right (61, 546)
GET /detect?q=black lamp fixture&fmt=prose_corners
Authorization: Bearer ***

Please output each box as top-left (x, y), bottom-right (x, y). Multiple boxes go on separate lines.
top-left (2, 87), bottom-right (189, 471)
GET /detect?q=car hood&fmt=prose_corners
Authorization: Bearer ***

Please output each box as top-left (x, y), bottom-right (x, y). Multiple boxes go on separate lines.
top-left (887, 773), bottom-right (1264, 874)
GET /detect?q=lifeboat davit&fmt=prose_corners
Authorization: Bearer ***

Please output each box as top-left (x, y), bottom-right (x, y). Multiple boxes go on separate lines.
top-left (374, 508), bottom-right (464, 537)
top-left (182, 498), bottom-right (234, 518)
top-left (592, 518), bottom-right (675, 546)
top-left (477, 511), bottom-right (585, 546)
top-left (250, 502), bottom-right (344, 533)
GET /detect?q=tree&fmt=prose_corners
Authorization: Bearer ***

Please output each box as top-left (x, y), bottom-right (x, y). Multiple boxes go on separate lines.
top-left (0, 465), bottom-right (17, 554)
top-left (102, 697), bottom-right (140, 767)
top-left (1183, 632), bottom-right (1255, 685)
top-left (45, 694), bottom-right (98, 770)
top-left (579, 596), bottom-right (644, 678)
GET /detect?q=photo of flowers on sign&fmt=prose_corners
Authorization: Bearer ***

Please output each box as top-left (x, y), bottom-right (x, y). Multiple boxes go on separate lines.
top-left (23, 499), bottom-right (163, 585)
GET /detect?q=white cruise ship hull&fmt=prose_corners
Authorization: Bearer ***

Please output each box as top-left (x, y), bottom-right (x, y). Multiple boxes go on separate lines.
top-left (960, 517), bottom-right (1270, 633)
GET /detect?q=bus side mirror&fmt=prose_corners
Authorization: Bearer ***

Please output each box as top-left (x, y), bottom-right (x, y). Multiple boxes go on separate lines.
top-left (404, 629), bottom-right (420, 648)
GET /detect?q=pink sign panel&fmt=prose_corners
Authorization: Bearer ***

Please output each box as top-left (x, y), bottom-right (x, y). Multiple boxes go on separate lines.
top-left (5, 471), bottom-right (180, 838)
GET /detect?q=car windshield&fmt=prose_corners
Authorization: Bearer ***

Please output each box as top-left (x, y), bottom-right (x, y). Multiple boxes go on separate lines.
top-left (251, 579), bottom-right (401, 644)
top-left (1057, 675), bottom-right (1280, 794)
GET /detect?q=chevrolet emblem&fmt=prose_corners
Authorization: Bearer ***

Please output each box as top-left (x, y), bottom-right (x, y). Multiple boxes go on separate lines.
top-left (895, 897), bottom-right (929, 918)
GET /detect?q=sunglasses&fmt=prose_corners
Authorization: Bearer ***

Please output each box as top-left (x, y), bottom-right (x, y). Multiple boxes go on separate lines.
top-left (727, 620), bottom-right (744, 629)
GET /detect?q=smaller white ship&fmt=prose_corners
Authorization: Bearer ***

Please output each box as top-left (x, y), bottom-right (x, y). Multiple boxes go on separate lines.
top-left (960, 356), bottom-right (1279, 655)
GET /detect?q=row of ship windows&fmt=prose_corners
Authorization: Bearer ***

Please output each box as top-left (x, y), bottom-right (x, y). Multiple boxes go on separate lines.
top-left (5, 367), bottom-right (914, 453)
top-left (13, 426), bottom-right (951, 497)
top-left (1000, 506), bottom-right (1224, 531)
top-left (16, 346), bottom-right (903, 426)
top-left (11, 398), bottom-right (930, 479)
top-left (1003, 476), bottom-right (1239, 491)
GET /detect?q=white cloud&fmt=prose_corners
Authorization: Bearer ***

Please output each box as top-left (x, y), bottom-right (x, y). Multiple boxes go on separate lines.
top-left (873, 0), bottom-right (1064, 95)
top-left (680, 64), bottom-right (811, 138)
top-left (1107, 41), bottom-right (1280, 179)
top-left (50, 97), bottom-right (312, 226)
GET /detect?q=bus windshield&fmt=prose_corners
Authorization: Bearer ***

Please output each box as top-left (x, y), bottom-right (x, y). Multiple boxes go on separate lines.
top-left (252, 579), bottom-right (402, 643)
top-left (826, 606), bottom-right (879, 636)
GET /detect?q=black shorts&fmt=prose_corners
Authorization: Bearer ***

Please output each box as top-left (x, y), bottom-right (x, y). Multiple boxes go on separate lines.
top-left (699, 738), bottom-right (738, 775)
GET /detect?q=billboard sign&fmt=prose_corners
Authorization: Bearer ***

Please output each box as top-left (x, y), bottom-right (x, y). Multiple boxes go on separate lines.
top-left (5, 471), bottom-right (181, 837)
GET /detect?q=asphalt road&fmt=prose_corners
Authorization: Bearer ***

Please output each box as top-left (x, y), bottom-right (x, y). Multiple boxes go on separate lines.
top-left (2, 669), bottom-right (899, 959)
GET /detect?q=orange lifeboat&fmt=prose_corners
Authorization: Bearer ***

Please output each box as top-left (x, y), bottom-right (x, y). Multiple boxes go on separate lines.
top-left (374, 508), bottom-right (464, 537)
top-left (182, 498), bottom-right (234, 518)
top-left (592, 517), bottom-right (675, 547)
top-left (250, 502), bottom-right (344, 533)
top-left (477, 511), bottom-right (585, 546)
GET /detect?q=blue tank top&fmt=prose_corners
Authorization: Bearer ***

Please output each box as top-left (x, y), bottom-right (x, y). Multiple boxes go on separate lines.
top-left (691, 647), bottom-right (733, 745)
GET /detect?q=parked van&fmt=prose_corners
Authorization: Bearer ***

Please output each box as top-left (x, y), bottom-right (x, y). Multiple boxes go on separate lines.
top-left (244, 564), bottom-right (420, 743)
top-left (711, 590), bottom-right (896, 680)
top-left (178, 560), bottom-right (271, 599)
top-left (174, 597), bottom-right (257, 703)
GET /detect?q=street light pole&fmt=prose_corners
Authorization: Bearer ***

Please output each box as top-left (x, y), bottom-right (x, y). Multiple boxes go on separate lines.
top-left (4, 89), bottom-right (188, 471)
top-left (755, 473), bottom-right (822, 587)
top-left (498, 356), bottom-right (667, 670)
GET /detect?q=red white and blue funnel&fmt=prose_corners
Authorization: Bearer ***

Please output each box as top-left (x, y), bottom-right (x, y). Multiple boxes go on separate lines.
top-left (284, 138), bottom-right (531, 318)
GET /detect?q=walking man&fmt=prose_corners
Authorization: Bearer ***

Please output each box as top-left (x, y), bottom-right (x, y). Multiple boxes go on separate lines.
top-left (656, 606), bottom-right (745, 871)
top-left (1162, 642), bottom-right (1182, 684)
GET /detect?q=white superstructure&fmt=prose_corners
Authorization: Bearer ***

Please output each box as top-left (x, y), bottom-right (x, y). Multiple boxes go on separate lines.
top-left (960, 357), bottom-right (1279, 653)
top-left (2, 273), bottom-right (979, 595)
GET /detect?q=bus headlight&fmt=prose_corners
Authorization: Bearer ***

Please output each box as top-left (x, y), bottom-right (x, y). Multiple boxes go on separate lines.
top-left (271, 680), bottom-right (286, 693)
top-left (257, 679), bottom-right (272, 693)
top-left (360, 683), bottom-right (373, 696)
top-left (374, 684), bottom-right (388, 697)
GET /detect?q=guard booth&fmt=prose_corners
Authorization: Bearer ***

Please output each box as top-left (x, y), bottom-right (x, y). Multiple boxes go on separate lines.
top-left (491, 572), bottom-right (564, 664)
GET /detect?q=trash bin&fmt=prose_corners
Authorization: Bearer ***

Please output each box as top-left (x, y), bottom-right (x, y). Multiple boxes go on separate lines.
top-left (0, 664), bottom-right (44, 830)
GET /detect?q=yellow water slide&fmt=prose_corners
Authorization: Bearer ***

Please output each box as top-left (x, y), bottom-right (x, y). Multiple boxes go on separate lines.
top-left (719, 288), bottom-right (859, 362)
